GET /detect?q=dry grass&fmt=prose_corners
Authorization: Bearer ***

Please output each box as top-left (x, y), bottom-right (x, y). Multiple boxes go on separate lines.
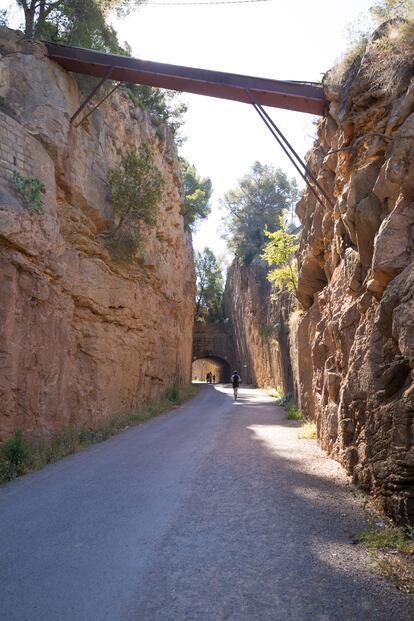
top-left (0, 384), bottom-right (199, 485)
top-left (367, 20), bottom-right (414, 95)
top-left (324, 36), bottom-right (368, 87)
top-left (325, 19), bottom-right (414, 94)
top-left (356, 499), bottom-right (414, 593)
top-left (298, 419), bottom-right (317, 439)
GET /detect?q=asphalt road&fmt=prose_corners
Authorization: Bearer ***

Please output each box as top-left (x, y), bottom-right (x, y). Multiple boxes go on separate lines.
top-left (0, 385), bottom-right (412, 621)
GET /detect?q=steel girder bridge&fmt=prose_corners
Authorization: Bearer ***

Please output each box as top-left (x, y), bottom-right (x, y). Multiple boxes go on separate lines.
top-left (46, 43), bottom-right (330, 206)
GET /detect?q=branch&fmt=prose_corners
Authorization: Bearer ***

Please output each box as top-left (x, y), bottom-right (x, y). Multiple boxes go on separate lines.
top-left (326, 132), bottom-right (393, 155)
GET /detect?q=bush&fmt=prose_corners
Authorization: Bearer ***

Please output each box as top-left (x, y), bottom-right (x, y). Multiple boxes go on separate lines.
top-left (0, 430), bottom-right (31, 481)
top-left (0, 385), bottom-right (199, 485)
top-left (285, 399), bottom-right (303, 420)
top-left (124, 85), bottom-right (187, 143)
top-left (12, 171), bottom-right (46, 211)
top-left (259, 324), bottom-right (279, 340)
top-left (165, 386), bottom-right (180, 404)
top-left (105, 145), bottom-right (164, 261)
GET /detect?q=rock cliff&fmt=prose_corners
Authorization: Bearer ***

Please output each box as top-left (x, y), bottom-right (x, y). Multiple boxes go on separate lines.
top-left (296, 23), bottom-right (414, 522)
top-left (223, 260), bottom-right (294, 394)
top-left (0, 29), bottom-right (195, 442)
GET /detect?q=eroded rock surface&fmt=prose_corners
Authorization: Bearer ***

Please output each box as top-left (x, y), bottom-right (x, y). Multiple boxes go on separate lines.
top-left (223, 260), bottom-right (295, 395)
top-left (0, 29), bottom-right (195, 442)
top-left (296, 26), bottom-right (414, 522)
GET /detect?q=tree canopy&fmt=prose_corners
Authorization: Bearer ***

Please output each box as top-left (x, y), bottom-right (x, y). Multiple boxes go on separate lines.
top-left (195, 248), bottom-right (224, 323)
top-left (370, 0), bottom-right (414, 22)
top-left (221, 161), bottom-right (299, 265)
top-left (180, 158), bottom-right (212, 230)
top-left (15, 0), bottom-right (142, 45)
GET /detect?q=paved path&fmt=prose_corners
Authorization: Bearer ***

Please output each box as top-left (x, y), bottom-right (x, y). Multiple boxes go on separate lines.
top-left (0, 385), bottom-right (412, 620)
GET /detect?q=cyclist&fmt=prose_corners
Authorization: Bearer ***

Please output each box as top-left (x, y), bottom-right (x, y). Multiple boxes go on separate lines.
top-left (231, 370), bottom-right (241, 401)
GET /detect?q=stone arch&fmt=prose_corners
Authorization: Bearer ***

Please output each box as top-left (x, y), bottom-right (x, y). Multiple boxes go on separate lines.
top-left (192, 355), bottom-right (231, 383)
top-left (192, 322), bottom-right (236, 375)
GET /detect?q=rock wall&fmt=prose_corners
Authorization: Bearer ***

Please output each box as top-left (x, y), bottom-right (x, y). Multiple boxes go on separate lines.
top-left (0, 30), bottom-right (195, 442)
top-left (296, 24), bottom-right (414, 522)
top-left (192, 321), bottom-right (236, 376)
top-left (223, 260), bottom-right (295, 394)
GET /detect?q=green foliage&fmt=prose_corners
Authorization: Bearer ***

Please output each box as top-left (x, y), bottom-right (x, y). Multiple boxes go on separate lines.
top-left (15, 0), bottom-right (143, 47)
top-left (179, 158), bottom-right (212, 229)
top-left (285, 399), bottom-right (303, 420)
top-left (357, 522), bottom-right (412, 550)
top-left (0, 386), bottom-right (198, 485)
top-left (222, 161), bottom-right (299, 264)
top-left (356, 516), bottom-right (414, 592)
top-left (259, 323), bottom-right (278, 340)
top-left (370, 0), bottom-right (414, 22)
top-left (106, 144), bottom-right (163, 260)
top-left (2, 430), bottom-right (30, 468)
top-left (12, 0), bottom-right (187, 139)
top-left (262, 212), bottom-right (299, 293)
top-left (0, 430), bottom-right (31, 481)
top-left (124, 85), bottom-right (188, 143)
top-left (326, 0), bottom-right (414, 87)
top-left (165, 385), bottom-right (180, 404)
top-left (195, 247), bottom-right (224, 322)
top-left (12, 171), bottom-right (45, 211)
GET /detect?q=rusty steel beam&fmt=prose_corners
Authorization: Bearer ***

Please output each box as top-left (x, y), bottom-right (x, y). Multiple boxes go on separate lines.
top-left (46, 43), bottom-right (326, 116)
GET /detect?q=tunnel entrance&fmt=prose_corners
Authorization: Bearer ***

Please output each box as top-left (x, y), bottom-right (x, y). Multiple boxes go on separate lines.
top-left (192, 356), bottom-right (231, 384)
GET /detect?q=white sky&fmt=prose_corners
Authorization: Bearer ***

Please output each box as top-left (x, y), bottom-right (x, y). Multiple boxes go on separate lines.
top-left (3, 0), bottom-right (374, 257)
top-left (114, 0), bottom-right (373, 257)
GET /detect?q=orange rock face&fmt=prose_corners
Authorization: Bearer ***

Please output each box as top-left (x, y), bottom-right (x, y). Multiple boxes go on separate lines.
top-left (223, 261), bottom-right (295, 394)
top-left (296, 29), bottom-right (414, 522)
top-left (0, 30), bottom-right (195, 442)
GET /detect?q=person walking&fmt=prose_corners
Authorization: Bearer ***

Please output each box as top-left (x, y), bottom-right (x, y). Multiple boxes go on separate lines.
top-left (231, 370), bottom-right (241, 400)
top-left (212, 374), bottom-right (216, 384)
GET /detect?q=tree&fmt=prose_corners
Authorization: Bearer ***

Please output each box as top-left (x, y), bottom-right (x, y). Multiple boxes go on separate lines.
top-left (195, 248), bottom-right (224, 322)
top-left (261, 213), bottom-right (300, 293)
top-left (370, 0), bottom-right (414, 22)
top-left (125, 85), bottom-right (188, 143)
top-left (180, 158), bottom-right (212, 230)
top-left (221, 161), bottom-right (299, 265)
top-left (14, 0), bottom-right (144, 44)
top-left (106, 144), bottom-right (164, 259)
top-left (10, 1), bottom-right (187, 140)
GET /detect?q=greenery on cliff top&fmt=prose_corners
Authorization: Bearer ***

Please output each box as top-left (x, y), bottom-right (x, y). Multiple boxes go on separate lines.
top-left (325, 0), bottom-right (414, 89)
top-left (7, 1), bottom-right (186, 139)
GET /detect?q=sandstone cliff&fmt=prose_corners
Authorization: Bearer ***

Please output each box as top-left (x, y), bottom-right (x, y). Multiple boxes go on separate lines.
top-left (0, 29), bottom-right (195, 443)
top-left (223, 260), bottom-right (294, 394)
top-left (296, 22), bottom-right (414, 522)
